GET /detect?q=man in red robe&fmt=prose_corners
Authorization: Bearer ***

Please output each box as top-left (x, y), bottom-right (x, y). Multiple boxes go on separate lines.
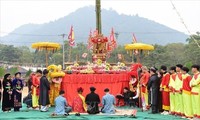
top-left (160, 65), bottom-right (170, 115)
top-left (72, 87), bottom-right (87, 113)
top-left (140, 66), bottom-right (150, 110)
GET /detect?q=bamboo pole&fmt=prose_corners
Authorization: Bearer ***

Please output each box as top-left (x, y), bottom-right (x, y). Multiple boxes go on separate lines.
top-left (45, 50), bottom-right (48, 67)
top-left (68, 46), bottom-right (72, 62)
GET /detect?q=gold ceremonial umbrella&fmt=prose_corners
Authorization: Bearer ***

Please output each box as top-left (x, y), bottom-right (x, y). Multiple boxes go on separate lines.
top-left (125, 43), bottom-right (154, 51)
top-left (124, 43), bottom-right (154, 63)
top-left (32, 42), bottom-right (61, 67)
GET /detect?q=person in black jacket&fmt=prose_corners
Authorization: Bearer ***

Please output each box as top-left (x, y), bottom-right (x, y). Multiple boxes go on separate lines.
top-left (85, 86), bottom-right (100, 114)
top-left (148, 67), bottom-right (160, 114)
top-left (2, 73), bottom-right (13, 112)
top-left (39, 69), bottom-right (50, 112)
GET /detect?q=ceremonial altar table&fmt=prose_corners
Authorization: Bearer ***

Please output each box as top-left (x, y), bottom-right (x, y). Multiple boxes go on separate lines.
top-left (61, 73), bottom-right (130, 106)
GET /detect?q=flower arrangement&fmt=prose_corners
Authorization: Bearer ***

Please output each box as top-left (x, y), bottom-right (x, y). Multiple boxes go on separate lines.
top-left (97, 59), bottom-right (102, 66)
top-left (74, 62), bottom-right (79, 67)
top-left (66, 66), bottom-right (72, 71)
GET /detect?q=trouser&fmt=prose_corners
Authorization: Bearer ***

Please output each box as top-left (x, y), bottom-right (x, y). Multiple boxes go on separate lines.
top-left (0, 92), bottom-right (1, 108)
top-left (148, 90), bottom-right (151, 105)
top-left (141, 92), bottom-right (148, 109)
top-left (14, 108), bottom-right (20, 111)
top-left (151, 104), bottom-right (158, 113)
top-left (65, 107), bottom-right (72, 113)
top-left (32, 88), bottom-right (39, 107)
top-left (25, 99), bottom-right (32, 108)
top-left (169, 92), bottom-right (175, 113)
top-left (174, 92), bottom-right (183, 115)
top-left (162, 91), bottom-right (170, 111)
top-left (182, 92), bottom-right (193, 118)
top-left (191, 94), bottom-right (200, 118)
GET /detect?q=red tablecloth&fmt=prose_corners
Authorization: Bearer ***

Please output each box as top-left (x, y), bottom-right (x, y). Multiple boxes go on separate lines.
top-left (61, 73), bottom-right (130, 106)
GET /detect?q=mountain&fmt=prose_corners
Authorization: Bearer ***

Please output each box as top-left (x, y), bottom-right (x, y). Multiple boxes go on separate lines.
top-left (0, 6), bottom-right (188, 47)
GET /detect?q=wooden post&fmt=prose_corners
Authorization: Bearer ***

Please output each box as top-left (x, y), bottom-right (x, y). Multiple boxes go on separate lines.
top-left (96, 0), bottom-right (101, 34)
top-left (68, 46), bottom-right (72, 62)
top-left (45, 50), bottom-right (48, 67)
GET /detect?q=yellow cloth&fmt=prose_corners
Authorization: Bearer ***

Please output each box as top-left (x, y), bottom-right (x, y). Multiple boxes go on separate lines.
top-left (78, 94), bottom-right (87, 111)
top-left (190, 72), bottom-right (200, 117)
top-left (32, 87), bottom-right (39, 107)
top-left (182, 91), bottom-right (193, 118)
top-left (49, 83), bottom-right (61, 106)
top-left (169, 74), bottom-right (176, 113)
top-left (141, 92), bottom-right (148, 106)
top-left (174, 73), bottom-right (183, 114)
top-left (170, 92), bottom-right (175, 113)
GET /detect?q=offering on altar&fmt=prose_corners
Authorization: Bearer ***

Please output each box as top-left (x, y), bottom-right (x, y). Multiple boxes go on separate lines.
top-left (64, 61), bottom-right (129, 74)
top-left (80, 66), bottom-right (95, 74)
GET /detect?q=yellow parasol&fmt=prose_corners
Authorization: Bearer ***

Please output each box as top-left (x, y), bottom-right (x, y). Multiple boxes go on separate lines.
top-left (124, 43), bottom-right (154, 63)
top-left (125, 43), bottom-right (154, 51)
top-left (31, 42), bottom-right (61, 67)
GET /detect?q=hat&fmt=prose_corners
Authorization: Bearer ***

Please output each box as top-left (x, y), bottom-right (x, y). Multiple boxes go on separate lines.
top-left (160, 65), bottom-right (167, 71)
top-left (104, 88), bottom-right (109, 92)
top-left (191, 64), bottom-right (200, 71)
top-left (90, 86), bottom-right (96, 92)
top-left (181, 67), bottom-right (189, 73)
top-left (170, 66), bottom-right (176, 71)
top-left (176, 64), bottom-right (183, 69)
top-left (150, 67), bottom-right (157, 73)
top-left (15, 72), bottom-right (21, 77)
top-left (4, 73), bottom-right (11, 80)
top-left (77, 87), bottom-right (84, 92)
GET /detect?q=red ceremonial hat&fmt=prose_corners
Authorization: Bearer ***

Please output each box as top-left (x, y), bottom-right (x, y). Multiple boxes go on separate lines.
top-left (77, 87), bottom-right (84, 92)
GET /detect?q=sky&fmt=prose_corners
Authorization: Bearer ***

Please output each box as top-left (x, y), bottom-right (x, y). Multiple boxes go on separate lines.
top-left (0, 0), bottom-right (200, 37)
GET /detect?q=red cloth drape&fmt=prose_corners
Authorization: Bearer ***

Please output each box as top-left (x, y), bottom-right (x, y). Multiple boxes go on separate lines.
top-left (61, 73), bottom-right (130, 106)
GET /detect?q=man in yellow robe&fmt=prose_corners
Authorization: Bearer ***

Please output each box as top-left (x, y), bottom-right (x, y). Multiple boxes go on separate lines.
top-left (190, 64), bottom-right (200, 119)
top-left (168, 66), bottom-right (176, 115)
top-left (181, 67), bottom-right (193, 119)
top-left (174, 64), bottom-right (183, 116)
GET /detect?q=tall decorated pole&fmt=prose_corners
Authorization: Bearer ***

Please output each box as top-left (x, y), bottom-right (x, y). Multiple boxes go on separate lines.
top-left (96, 0), bottom-right (101, 34)
top-left (90, 0), bottom-right (108, 62)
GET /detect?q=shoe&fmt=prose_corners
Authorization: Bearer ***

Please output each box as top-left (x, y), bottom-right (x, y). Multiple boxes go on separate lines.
top-left (161, 111), bottom-right (165, 115)
top-left (34, 108), bottom-right (40, 110)
top-left (148, 112), bottom-right (157, 114)
top-left (64, 113), bottom-right (69, 116)
top-left (40, 110), bottom-right (48, 112)
top-left (163, 112), bottom-right (169, 115)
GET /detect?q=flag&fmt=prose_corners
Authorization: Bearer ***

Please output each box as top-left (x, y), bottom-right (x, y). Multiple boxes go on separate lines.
top-left (132, 33), bottom-right (138, 55)
top-left (93, 29), bottom-right (98, 36)
top-left (110, 28), bottom-right (117, 49)
top-left (132, 33), bottom-right (137, 43)
top-left (68, 26), bottom-right (75, 46)
top-left (82, 53), bottom-right (88, 58)
top-left (87, 29), bottom-right (93, 49)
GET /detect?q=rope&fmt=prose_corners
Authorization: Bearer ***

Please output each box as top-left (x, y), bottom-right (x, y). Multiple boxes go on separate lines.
top-left (170, 0), bottom-right (200, 48)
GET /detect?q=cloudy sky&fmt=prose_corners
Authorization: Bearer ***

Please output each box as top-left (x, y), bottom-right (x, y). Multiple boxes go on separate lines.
top-left (0, 0), bottom-right (200, 36)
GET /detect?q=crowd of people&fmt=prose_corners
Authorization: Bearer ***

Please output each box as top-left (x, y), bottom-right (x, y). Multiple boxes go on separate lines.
top-left (0, 69), bottom-right (116, 115)
top-left (124, 64), bottom-right (200, 120)
top-left (0, 64), bottom-right (199, 120)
